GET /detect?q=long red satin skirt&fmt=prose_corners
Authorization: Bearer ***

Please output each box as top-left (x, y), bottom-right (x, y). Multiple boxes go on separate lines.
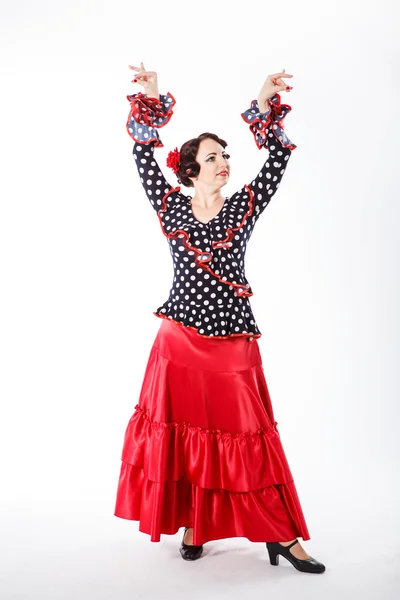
top-left (114, 318), bottom-right (310, 545)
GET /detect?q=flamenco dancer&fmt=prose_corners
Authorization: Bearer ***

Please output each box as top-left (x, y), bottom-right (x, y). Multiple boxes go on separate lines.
top-left (114, 61), bottom-right (326, 574)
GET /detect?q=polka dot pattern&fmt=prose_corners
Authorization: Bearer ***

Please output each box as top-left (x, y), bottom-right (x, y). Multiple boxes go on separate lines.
top-left (126, 92), bottom-right (176, 148)
top-left (241, 93), bottom-right (296, 150)
top-left (129, 97), bottom-right (296, 342)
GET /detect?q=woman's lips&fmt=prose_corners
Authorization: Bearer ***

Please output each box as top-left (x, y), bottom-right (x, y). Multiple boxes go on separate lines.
top-left (218, 172), bottom-right (228, 176)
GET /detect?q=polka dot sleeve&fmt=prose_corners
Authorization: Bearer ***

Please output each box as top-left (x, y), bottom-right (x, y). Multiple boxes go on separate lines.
top-left (241, 93), bottom-right (297, 221)
top-left (132, 142), bottom-right (173, 212)
top-left (126, 92), bottom-right (177, 212)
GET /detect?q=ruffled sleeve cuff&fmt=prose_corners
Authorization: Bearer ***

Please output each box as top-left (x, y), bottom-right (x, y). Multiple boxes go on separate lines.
top-left (126, 91), bottom-right (176, 148)
top-left (241, 92), bottom-right (296, 150)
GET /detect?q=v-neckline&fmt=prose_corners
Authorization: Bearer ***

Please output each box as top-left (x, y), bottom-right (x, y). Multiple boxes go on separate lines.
top-left (187, 196), bottom-right (228, 226)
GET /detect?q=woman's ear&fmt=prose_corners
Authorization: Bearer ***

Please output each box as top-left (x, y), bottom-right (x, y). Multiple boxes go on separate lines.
top-left (186, 168), bottom-right (198, 182)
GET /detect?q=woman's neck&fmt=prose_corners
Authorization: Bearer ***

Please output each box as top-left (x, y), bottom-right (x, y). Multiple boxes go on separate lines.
top-left (191, 188), bottom-right (225, 208)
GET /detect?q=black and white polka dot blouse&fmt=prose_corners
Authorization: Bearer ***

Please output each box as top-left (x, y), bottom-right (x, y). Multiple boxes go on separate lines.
top-left (126, 91), bottom-right (296, 342)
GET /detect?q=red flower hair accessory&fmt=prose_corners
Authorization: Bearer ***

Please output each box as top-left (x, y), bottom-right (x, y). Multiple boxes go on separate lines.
top-left (166, 147), bottom-right (181, 174)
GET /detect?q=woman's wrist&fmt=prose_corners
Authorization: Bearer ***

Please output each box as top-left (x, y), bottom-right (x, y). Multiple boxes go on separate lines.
top-left (146, 87), bottom-right (160, 99)
top-left (257, 96), bottom-right (271, 114)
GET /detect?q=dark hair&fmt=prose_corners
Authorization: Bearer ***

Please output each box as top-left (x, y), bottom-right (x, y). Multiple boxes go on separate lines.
top-left (176, 132), bottom-right (228, 187)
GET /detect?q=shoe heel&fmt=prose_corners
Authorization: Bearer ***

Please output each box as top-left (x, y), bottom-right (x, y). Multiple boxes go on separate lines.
top-left (266, 540), bottom-right (326, 574)
top-left (266, 542), bottom-right (279, 566)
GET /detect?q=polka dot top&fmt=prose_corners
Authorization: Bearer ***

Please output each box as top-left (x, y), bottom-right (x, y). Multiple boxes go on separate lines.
top-left (126, 91), bottom-right (297, 342)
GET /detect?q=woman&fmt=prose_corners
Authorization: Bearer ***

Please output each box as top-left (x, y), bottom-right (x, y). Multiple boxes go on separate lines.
top-left (114, 62), bottom-right (326, 575)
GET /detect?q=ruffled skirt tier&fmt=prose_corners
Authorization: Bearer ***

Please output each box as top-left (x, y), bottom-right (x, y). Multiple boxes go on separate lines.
top-left (114, 318), bottom-right (310, 545)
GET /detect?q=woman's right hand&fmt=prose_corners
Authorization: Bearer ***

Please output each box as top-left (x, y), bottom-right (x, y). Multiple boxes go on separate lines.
top-left (129, 62), bottom-right (159, 98)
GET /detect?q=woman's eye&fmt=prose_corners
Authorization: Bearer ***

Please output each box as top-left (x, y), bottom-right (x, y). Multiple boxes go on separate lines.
top-left (207, 154), bottom-right (230, 162)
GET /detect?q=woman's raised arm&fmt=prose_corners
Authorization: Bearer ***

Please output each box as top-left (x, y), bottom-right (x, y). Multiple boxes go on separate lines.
top-left (126, 62), bottom-right (176, 212)
top-left (239, 70), bottom-right (296, 222)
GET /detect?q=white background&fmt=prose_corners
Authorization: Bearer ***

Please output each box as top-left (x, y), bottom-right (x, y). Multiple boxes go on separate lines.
top-left (1, 0), bottom-right (399, 598)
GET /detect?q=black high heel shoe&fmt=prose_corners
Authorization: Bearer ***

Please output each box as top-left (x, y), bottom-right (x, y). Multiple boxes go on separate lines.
top-left (266, 540), bottom-right (326, 574)
top-left (179, 527), bottom-right (204, 561)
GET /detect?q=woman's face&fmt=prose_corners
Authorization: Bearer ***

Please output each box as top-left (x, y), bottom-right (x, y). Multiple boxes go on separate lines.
top-left (190, 138), bottom-right (230, 188)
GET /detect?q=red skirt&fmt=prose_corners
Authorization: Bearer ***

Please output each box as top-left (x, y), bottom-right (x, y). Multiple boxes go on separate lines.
top-left (114, 318), bottom-right (310, 545)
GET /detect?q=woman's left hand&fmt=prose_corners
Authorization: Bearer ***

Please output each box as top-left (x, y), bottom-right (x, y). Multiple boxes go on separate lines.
top-left (258, 69), bottom-right (293, 111)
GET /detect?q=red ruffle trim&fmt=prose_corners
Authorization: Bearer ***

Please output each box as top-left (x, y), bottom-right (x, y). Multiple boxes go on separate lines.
top-left (241, 92), bottom-right (296, 151)
top-left (120, 404), bottom-right (292, 492)
top-left (209, 184), bottom-right (254, 259)
top-left (157, 186), bottom-right (255, 298)
top-left (153, 312), bottom-right (261, 343)
top-left (127, 92), bottom-right (165, 126)
top-left (126, 92), bottom-right (176, 147)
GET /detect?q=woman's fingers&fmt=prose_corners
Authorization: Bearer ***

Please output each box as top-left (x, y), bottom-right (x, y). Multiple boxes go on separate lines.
top-left (269, 69), bottom-right (294, 89)
top-left (269, 71), bottom-right (293, 79)
top-left (275, 77), bottom-right (292, 88)
top-left (129, 67), bottom-right (156, 77)
top-left (129, 63), bottom-right (157, 86)
top-left (132, 74), bottom-right (154, 83)
top-left (129, 63), bottom-right (147, 74)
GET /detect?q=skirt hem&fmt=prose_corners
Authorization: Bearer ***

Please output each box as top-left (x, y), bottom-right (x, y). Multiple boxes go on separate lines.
top-left (114, 516), bottom-right (311, 545)
top-left (114, 463), bottom-right (311, 545)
